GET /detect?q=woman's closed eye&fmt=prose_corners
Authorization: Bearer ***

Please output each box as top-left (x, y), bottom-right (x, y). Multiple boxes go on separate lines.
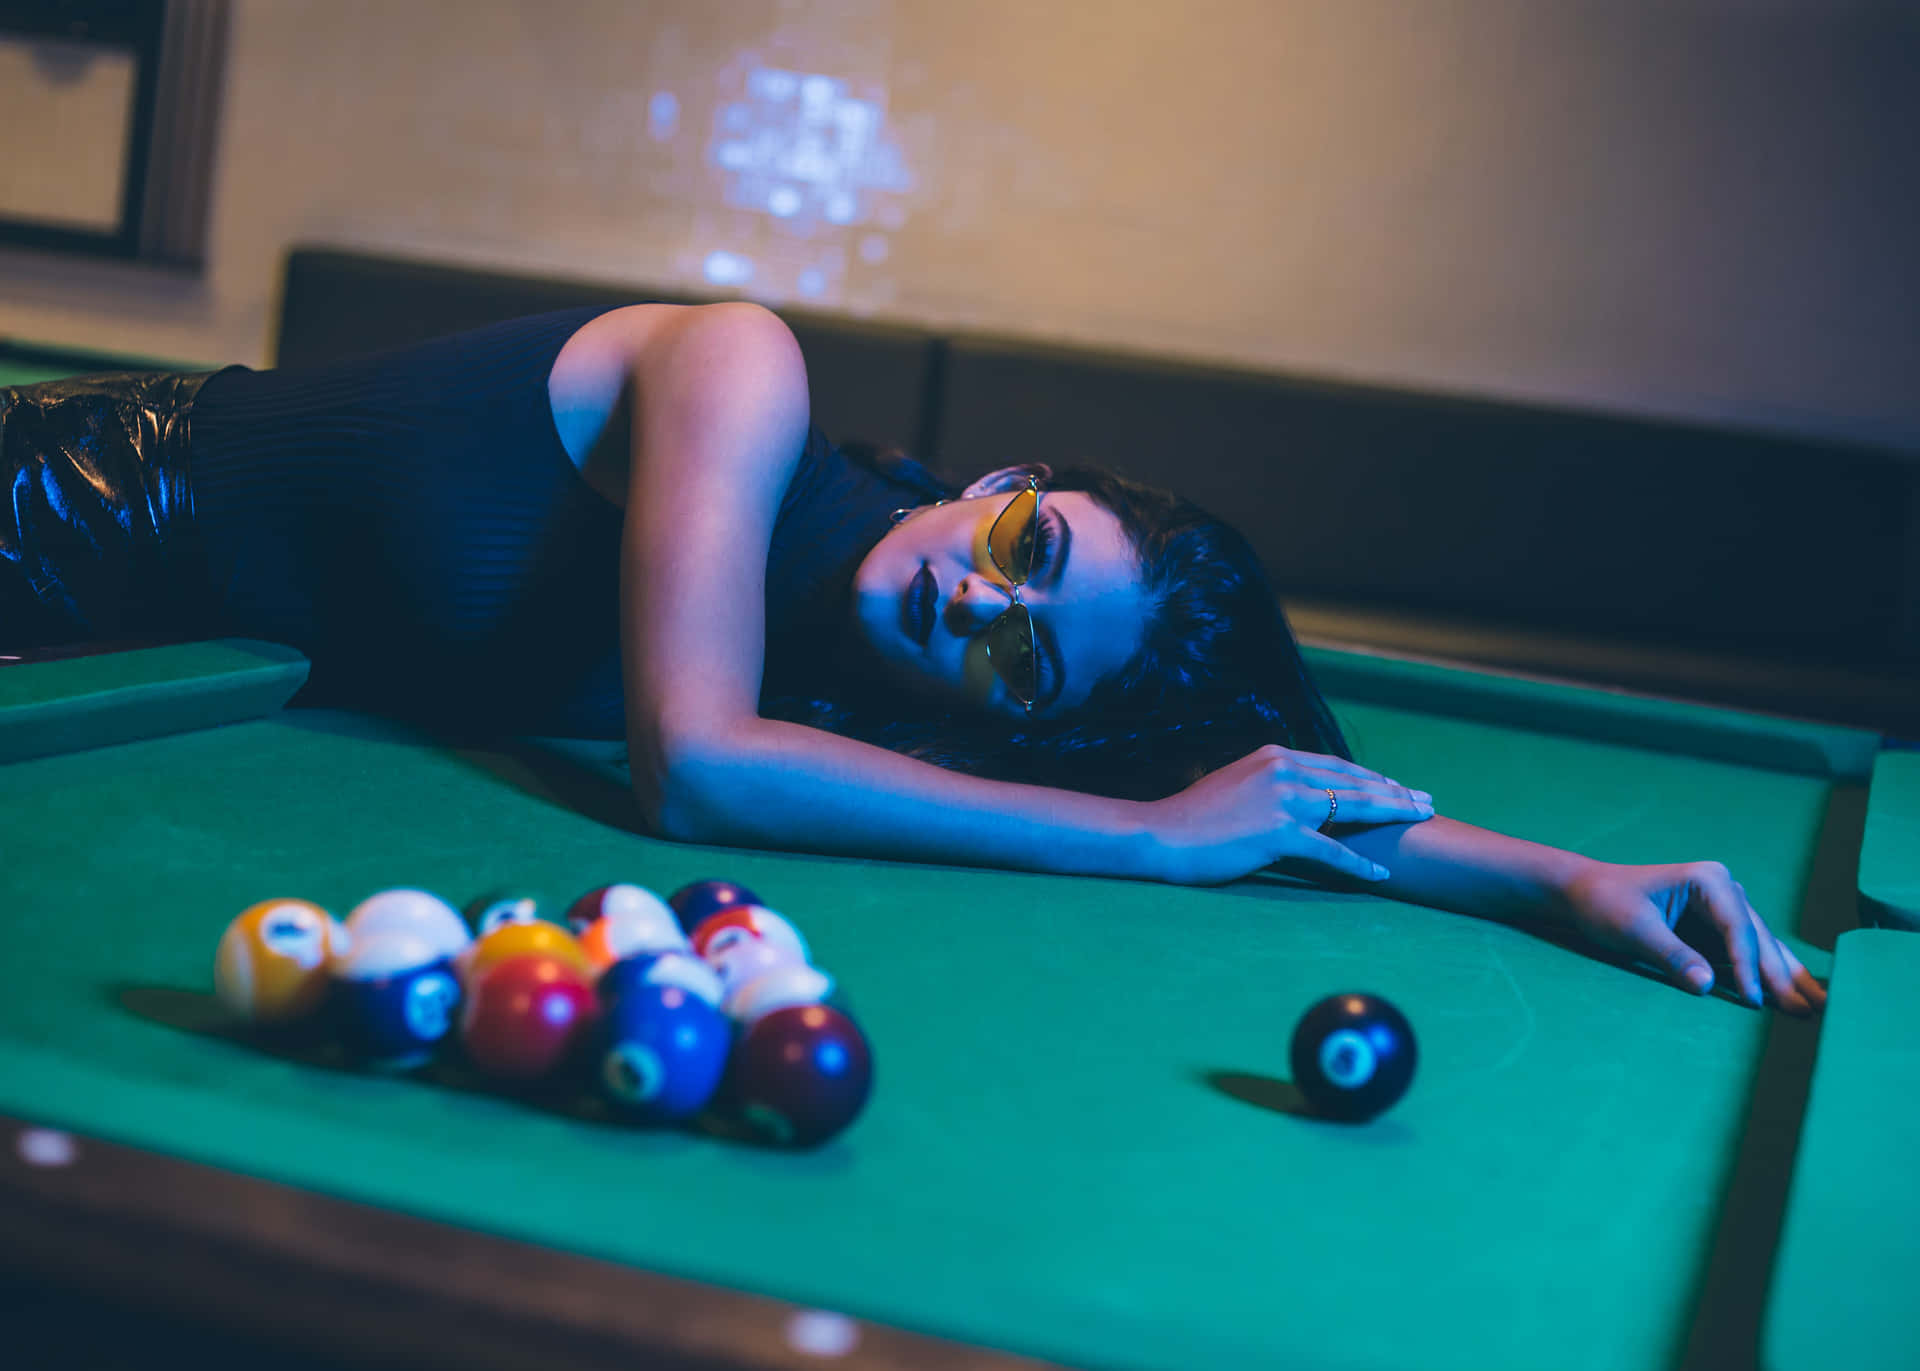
top-left (1029, 510), bottom-right (1057, 577)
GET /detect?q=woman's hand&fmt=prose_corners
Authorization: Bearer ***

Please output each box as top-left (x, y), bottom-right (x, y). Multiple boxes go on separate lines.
top-left (1146, 744), bottom-right (1435, 885)
top-left (1557, 860), bottom-right (1827, 1014)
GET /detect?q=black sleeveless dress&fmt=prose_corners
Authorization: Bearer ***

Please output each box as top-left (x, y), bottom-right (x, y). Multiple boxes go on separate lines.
top-left (2, 307), bottom-right (951, 737)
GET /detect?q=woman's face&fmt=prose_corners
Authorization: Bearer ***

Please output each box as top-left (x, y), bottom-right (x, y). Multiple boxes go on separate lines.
top-left (848, 473), bottom-right (1151, 719)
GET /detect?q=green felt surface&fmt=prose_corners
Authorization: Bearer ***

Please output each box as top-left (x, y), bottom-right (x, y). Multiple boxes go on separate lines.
top-left (0, 643), bottom-right (1891, 1371)
top-left (1762, 929), bottom-right (1920, 1371)
top-left (0, 348), bottom-right (212, 389)
top-left (1858, 752), bottom-right (1920, 929)
top-left (0, 359), bottom-right (89, 387)
top-left (1303, 644), bottom-right (1881, 781)
top-left (0, 640), bottom-right (309, 763)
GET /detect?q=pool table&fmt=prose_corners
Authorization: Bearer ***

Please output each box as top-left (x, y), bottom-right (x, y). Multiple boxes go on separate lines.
top-left (1, 637), bottom-right (1915, 1371)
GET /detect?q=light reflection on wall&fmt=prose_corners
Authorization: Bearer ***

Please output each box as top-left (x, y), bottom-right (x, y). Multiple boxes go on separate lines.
top-left (642, 1), bottom-right (927, 313)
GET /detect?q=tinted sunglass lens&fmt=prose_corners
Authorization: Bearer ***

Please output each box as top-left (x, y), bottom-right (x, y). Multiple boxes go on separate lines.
top-left (985, 603), bottom-right (1037, 707)
top-left (988, 486), bottom-right (1040, 585)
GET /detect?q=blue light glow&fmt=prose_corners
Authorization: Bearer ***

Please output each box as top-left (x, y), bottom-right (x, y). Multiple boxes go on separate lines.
top-left (703, 251), bottom-right (755, 286)
top-left (647, 91), bottom-right (679, 142)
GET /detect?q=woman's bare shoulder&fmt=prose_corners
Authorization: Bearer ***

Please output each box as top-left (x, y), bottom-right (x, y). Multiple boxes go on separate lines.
top-left (556, 300), bottom-right (798, 382)
top-left (548, 302), bottom-right (808, 505)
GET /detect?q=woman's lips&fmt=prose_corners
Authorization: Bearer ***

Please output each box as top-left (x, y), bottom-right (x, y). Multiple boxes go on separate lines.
top-left (903, 564), bottom-right (936, 647)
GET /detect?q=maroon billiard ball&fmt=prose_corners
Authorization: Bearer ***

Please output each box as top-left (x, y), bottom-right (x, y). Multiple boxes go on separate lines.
top-left (725, 1003), bottom-right (871, 1147)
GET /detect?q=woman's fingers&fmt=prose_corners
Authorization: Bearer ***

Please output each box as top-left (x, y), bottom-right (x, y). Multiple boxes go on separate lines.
top-left (1313, 787), bottom-right (1434, 826)
top-left (1770, 931), bottom-right (1826, 1009)
top-left (1747, 919), bottom-right (1810, 1015)
top-left (1746, 905), bottom-right (1826, 1016)
top-left (1627, 916), bottom-right (1718, 995)
top-left (1294, 751), bottom-right (1418, 792)
top-left (1291, 832), bottom-right (1392, 883)
top-left (1688, 870), bottom-right (1765, 1006)
top-left (1784, 943), bottom-right (1828, 1012)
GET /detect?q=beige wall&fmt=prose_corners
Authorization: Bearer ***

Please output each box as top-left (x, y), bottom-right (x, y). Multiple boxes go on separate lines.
top-left (2, 0), bottom-right (1915, 452)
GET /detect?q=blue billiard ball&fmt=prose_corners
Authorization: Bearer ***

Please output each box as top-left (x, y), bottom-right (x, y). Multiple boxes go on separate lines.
top-left (666, 879), bottom-right (762, 932)
top-left (1288, 992), bottom-right (1417, 1122)
top-left (598, 982), bottom-right (733, 1123)
top-left (332, 932), bottom-right (462, 1070)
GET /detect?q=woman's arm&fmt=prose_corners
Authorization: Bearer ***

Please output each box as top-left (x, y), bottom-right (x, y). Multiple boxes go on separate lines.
top-left (605, 313), bottom-right (1814, 1011)
top-left (662, 716), bottom-right (1158, 876)
top-left (1328, 817), bottom-right (1825, 1013)
top-left (1321, 816), bottom-right (1590, 925)
top-left (615, 306), bottom-right (1426, 885)
top-left (613, 305), bottom-right (1160, 878)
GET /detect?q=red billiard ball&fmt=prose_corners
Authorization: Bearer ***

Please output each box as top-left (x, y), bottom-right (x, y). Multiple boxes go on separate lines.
top-left (725, 1003), bottom-right (872, 1148)
top-left (1288, 992), bottom-right (1417, 1123)
top-left (460, 952), bottom-right (598, 1082)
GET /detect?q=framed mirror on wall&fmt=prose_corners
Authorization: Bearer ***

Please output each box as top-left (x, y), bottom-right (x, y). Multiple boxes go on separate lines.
top-left (0, 0), bottom-right (228, 268)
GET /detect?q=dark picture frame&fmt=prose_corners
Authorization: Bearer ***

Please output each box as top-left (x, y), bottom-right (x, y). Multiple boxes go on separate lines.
top-left (0, 0), bottom-right (167, 260)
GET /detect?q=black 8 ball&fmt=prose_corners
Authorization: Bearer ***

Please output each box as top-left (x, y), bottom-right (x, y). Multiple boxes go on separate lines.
top-left (1289, 992), bottom-right (1417, 1122)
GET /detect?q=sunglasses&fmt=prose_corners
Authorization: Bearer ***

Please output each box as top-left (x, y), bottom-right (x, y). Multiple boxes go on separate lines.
top-left (983, 476), bottom-right (1046, 713)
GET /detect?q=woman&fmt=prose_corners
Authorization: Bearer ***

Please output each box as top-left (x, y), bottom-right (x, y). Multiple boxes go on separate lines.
top-left (1, 300), bottom-right (1823, 1014)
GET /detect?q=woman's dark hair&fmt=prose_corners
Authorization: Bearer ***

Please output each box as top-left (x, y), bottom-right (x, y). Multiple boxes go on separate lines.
top-left (761, 444), bottom-right (1353, 802)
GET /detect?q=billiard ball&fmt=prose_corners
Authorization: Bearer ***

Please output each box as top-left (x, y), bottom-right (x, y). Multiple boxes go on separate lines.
top-left (213, 898), bottom-right (346, 1024)
top-left (599, 950), bottom-right (723, 1010)
top-left (724, 1003), bottom-right (872, 1147)
top-left (460, 952), bottom-right (598, 1082)
top-left (331, 931), bottom-right (461, 1070)
top-left (345, 889), bottom-right (471, 962)
top-left (667, 879), bottom-right (762, 931)
top-left (722, 961), bottom-right (835, 1027)
top-left (1288, 992), bottom-right (1417, 1122)
top-left (459, 919), bottom-right (592, 987)
top-left (576, 906), bottom-right (686, 976)
top-left (464, 891), bottom-right (544, 938)
top-left (562, 884), bottom-right (682, 944)
top-left (706, 937), bottom-right (806, 1002)
top-left (688, 904), bottom-right (809, 964)
top-left (598, 983), bottom-right (733, 1123)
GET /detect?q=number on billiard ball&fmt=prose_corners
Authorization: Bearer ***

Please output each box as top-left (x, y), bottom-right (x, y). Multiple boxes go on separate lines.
top-left (1288, 992), bottom-right (1417, 1122)
top-left (213, 898), bottom-right (346, 1025)
top-left (597, 983), bottom-right (732, 1123)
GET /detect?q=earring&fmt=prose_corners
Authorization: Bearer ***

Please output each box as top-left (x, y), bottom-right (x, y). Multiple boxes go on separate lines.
top-left (889, 499), bottom-right (948, 526)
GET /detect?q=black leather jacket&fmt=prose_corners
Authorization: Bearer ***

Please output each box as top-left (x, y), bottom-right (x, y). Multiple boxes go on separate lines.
top-left (1, 370), bottom-right (218, 650)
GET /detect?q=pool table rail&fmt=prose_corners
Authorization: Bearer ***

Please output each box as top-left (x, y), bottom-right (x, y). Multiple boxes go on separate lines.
top-left (0, 1111), bottom-right (1071, 1371)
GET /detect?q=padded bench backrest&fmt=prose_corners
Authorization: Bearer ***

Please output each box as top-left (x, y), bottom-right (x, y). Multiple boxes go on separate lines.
top-left (933, 337), bottom-right (1911, 665)
top-left (276, 249), bottom-right (939, 462)
top-left (275, 248), bottom-right (1915, 671)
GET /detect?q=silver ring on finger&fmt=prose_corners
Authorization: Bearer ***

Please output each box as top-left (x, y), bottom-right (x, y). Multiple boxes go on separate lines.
top-left (1319, 788), bottom-right (1338, 832)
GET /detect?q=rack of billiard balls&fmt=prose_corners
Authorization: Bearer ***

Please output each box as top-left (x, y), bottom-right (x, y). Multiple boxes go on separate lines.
top-left (210, 879), bottom-right (872, 1147)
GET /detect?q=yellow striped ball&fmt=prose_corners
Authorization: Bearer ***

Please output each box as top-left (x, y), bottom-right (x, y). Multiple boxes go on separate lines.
top-left (214, 899), bottom-right (347, 1024)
